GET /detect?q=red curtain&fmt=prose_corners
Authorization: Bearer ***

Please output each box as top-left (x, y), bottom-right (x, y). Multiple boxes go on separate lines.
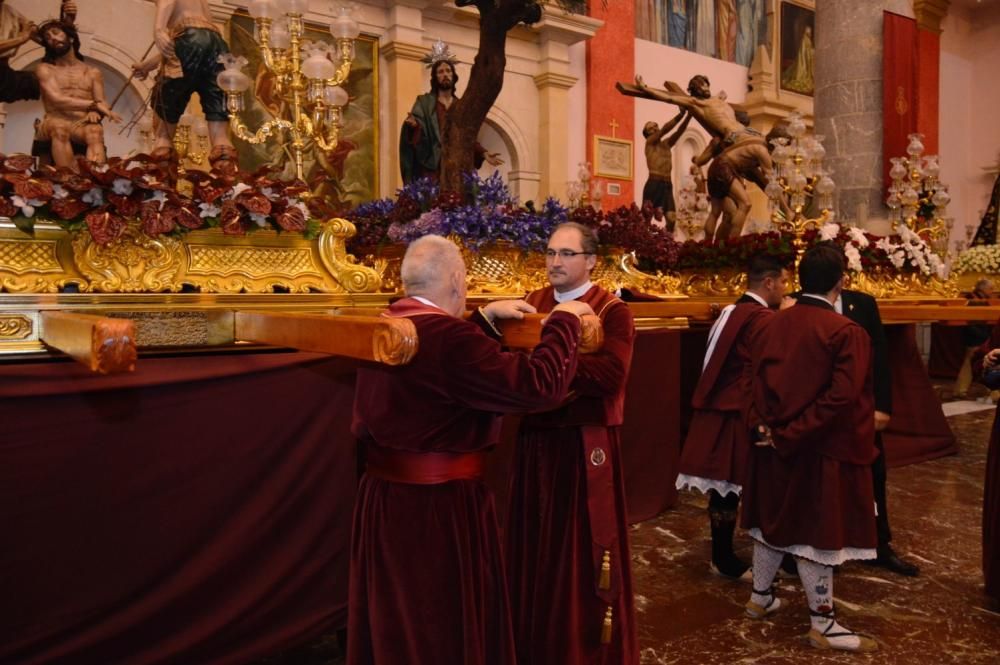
top-left (0, 352), bottom-right (358, 664)
top-left (882, 12), bottom-right (919, 194)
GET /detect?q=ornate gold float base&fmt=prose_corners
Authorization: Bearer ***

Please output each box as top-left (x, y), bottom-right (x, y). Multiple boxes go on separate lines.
top-left (0, 218), bottom-right (380, 294)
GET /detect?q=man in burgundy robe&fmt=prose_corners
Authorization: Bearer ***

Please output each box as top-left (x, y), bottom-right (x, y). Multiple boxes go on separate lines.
top-left (973, 324), bottom-right (1000, 608)
top-left (742, 244), bottom-right (879, 652)
top-left (504, 222), bottom-right (638, 665)
top-left (676, 255), bottom-right (790, 580)
top-left (348, 235), bottom-right (593, 665)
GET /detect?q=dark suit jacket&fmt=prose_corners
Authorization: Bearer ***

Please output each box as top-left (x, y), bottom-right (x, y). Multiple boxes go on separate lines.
top-left (792, 290), bottom-right (892, 414)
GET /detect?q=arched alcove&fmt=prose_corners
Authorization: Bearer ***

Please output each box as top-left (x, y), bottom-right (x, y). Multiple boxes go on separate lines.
top-left (672, 129), bottom-right (709, 190)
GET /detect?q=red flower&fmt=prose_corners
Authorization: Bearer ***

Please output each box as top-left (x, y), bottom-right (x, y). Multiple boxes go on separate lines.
top-left (59, 173), bottom-right (97, 193)
top-left (0, 196), bottom-right (17, 217)
top-left (196, 183), bottom-right (228, 204)
top-left (85, 209), bottom-right (126, 246)
top-left (275, 205), bottom-right (306, 232)
top-left (12, 177), bottom-right (54, 202)
top-left (166, 206), bottom-right (203, 230)
top-left (140, 200), bottom-right (175, 236)
top-left (49, 197), bottom-right (91, 220)
top-left (108, 193), bottom-right (141, 218)
top-left (236, 192), bottom-right (272, 215)
top-left (3, 154), bottom-right (34, 173)
top-left (219, 200), bottom-right (246, 235)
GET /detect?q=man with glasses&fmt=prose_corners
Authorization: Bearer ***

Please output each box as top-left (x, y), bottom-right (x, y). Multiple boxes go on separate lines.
top-left (504, 222), bottom-right (638, 664)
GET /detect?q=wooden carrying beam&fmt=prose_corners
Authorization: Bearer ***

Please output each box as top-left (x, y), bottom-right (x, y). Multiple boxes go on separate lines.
top-left (879, 304), bottom-right (1000, 324)
top-left (40, 312), bottom-right (137, 374)
top-left (626, 301), bottom-right (721, 321)
top-left (495, 313), bottom-right (604, 353)
top-left (235, 311), bottom-right (418, 365)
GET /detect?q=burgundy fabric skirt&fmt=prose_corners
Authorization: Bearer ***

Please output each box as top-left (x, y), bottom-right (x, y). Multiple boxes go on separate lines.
top-left (348, 474), bottom-right (515, 665)
top-left (505, 427), bottom-right (638, 665)
top-left (985, 414), bottom-right (1000, 601)
top-left (741, 447), bottom-right (877, 551)
top-left (679, 408), bottom-right (750, 488)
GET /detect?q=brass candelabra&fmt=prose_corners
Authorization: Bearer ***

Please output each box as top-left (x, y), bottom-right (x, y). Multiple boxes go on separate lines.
top-left (886, 133), bottom-right (953, 254)
top-left (215, 0), bottom-right (361, 181)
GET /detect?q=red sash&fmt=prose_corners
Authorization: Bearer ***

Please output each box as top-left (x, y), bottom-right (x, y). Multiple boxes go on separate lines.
top-left (365, 446), bottom-right (486, 484)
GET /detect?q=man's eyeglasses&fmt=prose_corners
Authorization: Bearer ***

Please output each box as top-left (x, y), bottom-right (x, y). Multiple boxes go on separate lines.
top-left (545, 249), bottom-right (592, 259)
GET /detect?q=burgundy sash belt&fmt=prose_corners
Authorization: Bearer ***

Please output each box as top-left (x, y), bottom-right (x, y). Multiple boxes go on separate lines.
top-left (365, 446), bottom-right (486, 484)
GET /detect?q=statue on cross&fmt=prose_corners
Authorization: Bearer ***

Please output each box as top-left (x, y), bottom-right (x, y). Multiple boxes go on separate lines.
top-left (619, 74), bottom-right (772, 239)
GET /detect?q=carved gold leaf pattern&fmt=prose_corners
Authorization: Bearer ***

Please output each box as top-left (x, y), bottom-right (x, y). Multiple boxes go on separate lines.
top-left (317, 219), bottom-right (382, 293)
top-left (187, 246), bottom-right (319, 276)
top-left (72, 225), bottom-right (183, 293)
top-left (0, 239), bottom-right (62, 273)
top-left (0, 314), bottom-right (32, 340)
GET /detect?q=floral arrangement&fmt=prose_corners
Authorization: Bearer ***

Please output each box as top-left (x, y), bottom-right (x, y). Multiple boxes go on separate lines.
top-left (954, 244), bottom-right (1000, 275)
top-left (569, 203), bottom-right (681, 273)
top-left (810, 222), bottom-right (947, 278)
top-left (345, 172), bottom-right (568, 254)
top-left (0, 153), bottom-right (322, 246)
top-left (675, 232), bottom-right (796, 271)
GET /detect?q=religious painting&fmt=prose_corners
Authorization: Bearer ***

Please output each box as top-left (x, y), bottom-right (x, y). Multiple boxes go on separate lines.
top-left (227, 11), bottom-right (379, 213)
top-left (594, 136), bottom-right (633, 181)
top-left (634, 1), bottom-right (768, 66)
top-left (779, 1), bottom-right (815, 96)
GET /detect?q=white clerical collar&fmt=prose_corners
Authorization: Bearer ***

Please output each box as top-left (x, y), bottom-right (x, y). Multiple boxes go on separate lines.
top-left (554, 281), bottom-right (594, 303)
top-left (411, 296), bottom-right (444, 310)
top-left (802, 293), bottom-right (837, 308)
top-left (744, 291), bottom-right (768, 308)
top-left (834, 294), bottom-right (843, 314)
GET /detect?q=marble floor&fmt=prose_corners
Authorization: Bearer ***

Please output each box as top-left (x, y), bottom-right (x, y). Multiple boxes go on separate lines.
top-left (261, 405), bottom-right (1000, 664)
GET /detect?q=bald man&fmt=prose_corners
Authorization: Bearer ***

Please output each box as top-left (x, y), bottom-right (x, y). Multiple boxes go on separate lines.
top-left (348, 235), bottom-right (593, 665)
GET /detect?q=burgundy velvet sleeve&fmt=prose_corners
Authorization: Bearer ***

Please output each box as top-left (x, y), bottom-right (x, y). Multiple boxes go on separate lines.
top-left (445, 311), bottom-right (582, 413)
top-left (771, 325), bottom-right (871, 456)
top-left (570, 302), bottom-right (635, 397)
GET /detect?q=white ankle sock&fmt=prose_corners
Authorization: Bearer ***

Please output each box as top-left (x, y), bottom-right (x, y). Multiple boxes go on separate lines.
top-left (749, 543), bottom-right (783, 607)
top-left (797, 558), bottom-right (861, 649)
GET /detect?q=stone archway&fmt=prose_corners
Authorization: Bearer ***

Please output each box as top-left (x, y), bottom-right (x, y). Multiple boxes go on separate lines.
top-left (482, 104), bottom-right (538, 203)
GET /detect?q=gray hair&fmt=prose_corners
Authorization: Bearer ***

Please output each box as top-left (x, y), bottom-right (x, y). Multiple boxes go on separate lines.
top-left (401, 235), bottom-right (464, 295)
top-left (975, 278), bottom-right (993, 292)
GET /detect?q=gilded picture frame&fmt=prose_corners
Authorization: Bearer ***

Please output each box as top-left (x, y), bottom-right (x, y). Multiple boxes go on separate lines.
top-left (778, 1), bottom-right (815, 97)
top-left (593, 135), bottom-right (633, 181)
top-left (227, 11), bottom-right (379, 212)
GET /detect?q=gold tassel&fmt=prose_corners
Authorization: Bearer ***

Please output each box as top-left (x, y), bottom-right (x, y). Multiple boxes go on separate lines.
top-left (601, 606), bottom-right (613, 644)
top-left (598, 550), bottom-right (611, 590)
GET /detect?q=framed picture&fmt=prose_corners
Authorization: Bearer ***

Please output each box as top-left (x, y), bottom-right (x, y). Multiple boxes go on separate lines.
top-left (227, 11), bottom-right (379, 212)
top-left (593, 136), bottom-right (633, 181)
top-left (779, 1), bottom-right (815, 97)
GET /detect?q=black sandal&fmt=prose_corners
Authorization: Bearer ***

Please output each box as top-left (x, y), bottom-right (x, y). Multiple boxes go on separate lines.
top-left (807, 607), bottom-right (878, 652)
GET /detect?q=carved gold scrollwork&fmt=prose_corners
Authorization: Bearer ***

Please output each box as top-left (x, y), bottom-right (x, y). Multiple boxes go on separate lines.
top-left (0, 314), bottom-right (32, 340)
top-left (72, 224), bottom-right (183, 293)
top-left (318, 218), bottom-right (383, 293)
top-left (373, 317), bottom-right (418, 366)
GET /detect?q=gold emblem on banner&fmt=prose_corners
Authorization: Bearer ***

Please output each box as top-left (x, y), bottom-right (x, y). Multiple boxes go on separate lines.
top-left (895, 86), bottom-right (909, 116)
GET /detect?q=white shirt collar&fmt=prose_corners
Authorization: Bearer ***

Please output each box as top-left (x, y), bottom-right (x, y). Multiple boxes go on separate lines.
top-left (744, 291), bottom-right (768, 307)
top-left (411, 296), bottom-right (443, 310)
top-left (553, 281), bottom-right (594, 303)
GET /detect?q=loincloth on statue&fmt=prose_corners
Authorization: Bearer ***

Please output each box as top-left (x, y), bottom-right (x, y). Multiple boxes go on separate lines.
top-left (153, 23), bottom-right (229, 123)
top-left (35, 115), bottom-right (102, 144)
top-left (707, 136), bottom-right (767, 198)
top-left (642, 177), bottom-right (675, 212)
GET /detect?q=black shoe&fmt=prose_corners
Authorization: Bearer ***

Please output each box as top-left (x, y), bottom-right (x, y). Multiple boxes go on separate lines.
top-left (870, 547), bottom-right (920, 577)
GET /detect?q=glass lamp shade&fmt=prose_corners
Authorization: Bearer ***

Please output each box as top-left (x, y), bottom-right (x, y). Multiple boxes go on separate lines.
top-left (331, 7), bottom-right (361, 40)
top-left (815, 174), bottom-right (836, 196)
top-left (900, 186), bottom-right (920, 207)
top-left (270, 20), bottom-right (291, 49)
top-left (302, 52), bottom-right (337, 79)
top-left (787, 114), bottom-right (806, 139)
top-left (889, 158), bottom-right (907, 181)
top-left (906, 133), bottom-right (925, 157)
top-left (192, 117), bottom-right (209, 137)
top-left (923, 156), bottom-right (941, 179)
top-left (249, 0), bottom-right (279, 19)
top-left (789, 171), bottom-right (808, 191)
top-left (217, 68), bottom-right (251, 93)
top-left (323, 85), bottom-right (349, 107)
top-left (285, 0), bottom-right (309, 15)
top-left (932, 187), bottom-right (951, 208)
top-left (764, 179), bottom-right (783, 200)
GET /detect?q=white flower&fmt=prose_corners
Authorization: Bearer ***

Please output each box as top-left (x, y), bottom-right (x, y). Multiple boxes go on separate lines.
top-left (147, 190), bottom-right (168, 210)
top-left (250, 212), bottom-right (268, 227)
top-left (199, 202), bottom-right (221, 218)
top-left (846, 226), bottom-right (869, 248)
top-left (125, 161), bottom-right (143, 171)
top-left (82, 187), bottom-right (104, 206)
top-left (819, 222), bottom-right (840, 241)
top-left (261, 187), bottom-right (279, 201)
top-left (112, 178), bottom-right (134, 196)
top-left (844, 245), bottom-right (863, 272)
top-left (52, 184), bottom-right (69, 200)
top-left (230, 183), bottom-right (252, 198)
top-left (890, 250), bottom-right (906, 268)
top-left (11, 194), bottom-right (43, 217)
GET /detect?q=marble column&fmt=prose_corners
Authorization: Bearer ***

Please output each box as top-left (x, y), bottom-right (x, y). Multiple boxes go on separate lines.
top-left (814, 0), bottom-right (888, 229)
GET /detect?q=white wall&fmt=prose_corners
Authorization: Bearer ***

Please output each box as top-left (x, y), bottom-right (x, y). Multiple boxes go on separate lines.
top-left (633, 37), bottom-right (752, 206)
top-left (940, 2), bottom-right (1000, 250)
